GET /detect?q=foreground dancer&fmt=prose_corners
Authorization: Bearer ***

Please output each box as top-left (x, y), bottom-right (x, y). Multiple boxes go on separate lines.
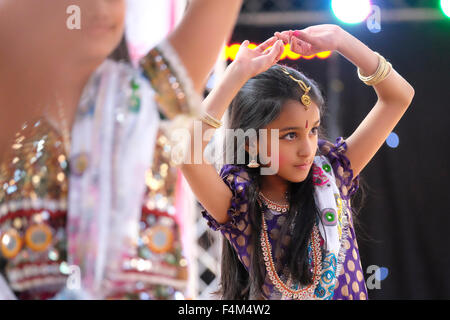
top-left (180, 24), bottom-right (414, 299)
top-left (0, 0), bottom-right (242, 299)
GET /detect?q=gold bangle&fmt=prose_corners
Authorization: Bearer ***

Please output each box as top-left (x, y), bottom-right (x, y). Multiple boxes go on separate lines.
top-left (358, 52), bottom-right (392, 86)
top-left (200, 117), bottom-right (221, 128)
top-left (369, 57), bottom-right (388, 84)
top-left (358, 52), bottom-right (384, 83)
top-left (203, 112), bottom-right (222, 126)
top-left (376, 61), bottom-right (392, 85)
top-left (365, 61), bottom-right (392, 86)
top-left (200, 112), bottom-right (222, 128)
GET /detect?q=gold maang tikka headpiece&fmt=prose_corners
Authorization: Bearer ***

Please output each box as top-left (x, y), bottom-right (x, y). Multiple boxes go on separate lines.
top-left (280, 67), bottom-right (312, 110)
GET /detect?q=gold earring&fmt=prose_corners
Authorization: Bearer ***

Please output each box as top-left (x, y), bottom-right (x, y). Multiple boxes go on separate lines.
top-left (248, 149), bottom-right (260, 168)
top-left (247, 141), bottom-right (260, 168)
top-left (248, 157), bottom-right (260, 168)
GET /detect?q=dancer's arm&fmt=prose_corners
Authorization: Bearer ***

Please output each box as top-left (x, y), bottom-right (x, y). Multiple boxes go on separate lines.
top-left (180, 38), bottom-right (284, 224)
top-left (276, 25), bottom-right (415, 178)
top-left (166, 0), bottom-right (243, 93)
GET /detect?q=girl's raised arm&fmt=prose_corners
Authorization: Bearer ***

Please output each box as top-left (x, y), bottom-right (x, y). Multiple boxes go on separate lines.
top-left (277, 25), bottom-right (415, 178)
top-left (166, 0), bottom-right (243, 93)
top-left (179, 39), bottom-right (284, 224)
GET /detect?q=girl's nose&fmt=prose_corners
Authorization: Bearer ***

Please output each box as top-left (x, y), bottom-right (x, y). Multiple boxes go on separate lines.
top-left (297, 138), bottom-right (314, 159)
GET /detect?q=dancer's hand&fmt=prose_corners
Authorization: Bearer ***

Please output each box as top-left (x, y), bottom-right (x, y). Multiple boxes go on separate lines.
top-left (232, 37), bottom-right (284, 78)
top-left (275, 24), bottom-right (343, 56)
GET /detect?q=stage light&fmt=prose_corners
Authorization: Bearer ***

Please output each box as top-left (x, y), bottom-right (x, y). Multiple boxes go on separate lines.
top-left (441, 0), bottom-right (450, 18)
top-left (331, 0), bottom-right (372, 24)
top-left (386, 132), bottom-right (399, 148)
top-left (375, 267), bottom-right (389, 281)
top-left (223, 43), bottom-right (332, 61)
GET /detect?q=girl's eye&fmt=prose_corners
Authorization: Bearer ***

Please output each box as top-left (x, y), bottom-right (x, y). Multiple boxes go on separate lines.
top-left (310, 127), bottom-right (319, 135)
top-left (283, 132), bottom-right (297, 141)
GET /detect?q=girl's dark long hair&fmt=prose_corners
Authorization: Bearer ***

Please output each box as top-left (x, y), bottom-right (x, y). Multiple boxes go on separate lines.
top-left (109, 34), bottom-right (131, 63)
top-left (219, 65), bottom-right (327, 299)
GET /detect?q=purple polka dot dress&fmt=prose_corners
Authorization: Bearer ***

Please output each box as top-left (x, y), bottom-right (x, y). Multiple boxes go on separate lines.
top-left (201, 137), bottom-right (368, 300)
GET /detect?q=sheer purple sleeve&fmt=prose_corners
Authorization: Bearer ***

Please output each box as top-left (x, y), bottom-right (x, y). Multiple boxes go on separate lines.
top-left (200, 165), bottom-right (251, 233)
top-left (318, 137), bottom-right (360, 200)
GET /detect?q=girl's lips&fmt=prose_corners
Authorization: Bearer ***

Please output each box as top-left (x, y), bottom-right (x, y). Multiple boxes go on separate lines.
top-left (294, 162), bottom-right (311, 170)
top-left (86, 23), bottom-right (115, 35)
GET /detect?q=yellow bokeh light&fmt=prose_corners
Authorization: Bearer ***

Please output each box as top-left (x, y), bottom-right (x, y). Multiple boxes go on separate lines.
top-left (223, 43), bottom-right (331, 61)
top-left (317, 51), bottom-right (332, 59)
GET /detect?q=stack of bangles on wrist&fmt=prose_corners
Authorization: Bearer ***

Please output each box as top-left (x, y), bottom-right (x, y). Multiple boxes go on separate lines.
top-left (200, 112), bottom-right (222, 128)
top-left (357, 52), bottom-right (392, 86)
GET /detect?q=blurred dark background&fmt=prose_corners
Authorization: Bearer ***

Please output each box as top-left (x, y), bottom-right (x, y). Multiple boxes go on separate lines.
top-left (229, 0), bottom-right (450, 299)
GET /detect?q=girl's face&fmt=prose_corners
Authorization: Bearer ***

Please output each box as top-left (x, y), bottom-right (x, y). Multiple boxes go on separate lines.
top-left (261, 99), bottom-right (320, 183)
top-left (74, 0), bottom-right (127, 62)
top-left (0, 0), bottom-right (126, 65)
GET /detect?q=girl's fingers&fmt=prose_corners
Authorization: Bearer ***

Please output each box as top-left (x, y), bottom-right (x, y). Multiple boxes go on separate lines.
top-left (275, 40), bottom-right (285, 61)
top-left (261, 38), bottom-right (283, 56)
top-left (253, 40), bottom-right (283, 74)
top-left (274, 31), bottom-right (290, 44)
top-left (291, 38), bottom-right (302, 54)
top-left (293, 29), bottom-right (317, 45)
top-left (291, 38), bottom-right (313, 55)
top-left (241, 40), bottom-right (250, 48)
top-left (265, 40), bottom-right (283, 62)
top-left (256, 36), bottom-right (277, 53)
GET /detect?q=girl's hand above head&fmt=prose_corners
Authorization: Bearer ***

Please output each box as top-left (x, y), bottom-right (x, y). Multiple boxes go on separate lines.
top-left (275, 24), bottom-right (343, 56)
top-left (232, 37), bottom-right (285, 79)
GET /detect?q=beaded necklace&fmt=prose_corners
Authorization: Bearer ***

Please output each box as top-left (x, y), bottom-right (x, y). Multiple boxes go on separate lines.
top-left (260, 212), bottom-right (322, 299)
top-left (258, 191), bottom-right (289, 213)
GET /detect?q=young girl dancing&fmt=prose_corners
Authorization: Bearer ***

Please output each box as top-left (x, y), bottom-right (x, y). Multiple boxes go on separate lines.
top-left (180, 24), bottom-right (414, 300)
